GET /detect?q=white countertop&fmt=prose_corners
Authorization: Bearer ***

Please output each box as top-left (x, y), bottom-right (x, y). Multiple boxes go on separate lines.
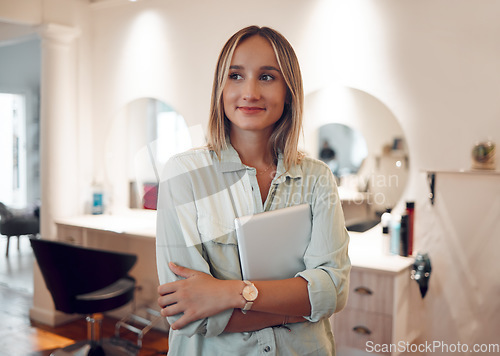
top-left (348, 224), bottom-right (414, 273)
top-left (55, 210), bottom-right (157, 238)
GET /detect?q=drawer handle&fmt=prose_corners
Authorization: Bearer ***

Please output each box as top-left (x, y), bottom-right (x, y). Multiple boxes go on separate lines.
top-left (354, 286), bottom-right (373, 295)
top-left (353, 325), bottom-right (372, 335)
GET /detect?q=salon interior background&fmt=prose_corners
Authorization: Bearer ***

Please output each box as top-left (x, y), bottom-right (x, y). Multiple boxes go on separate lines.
top-left (0, 0), bottom-right (499, 352)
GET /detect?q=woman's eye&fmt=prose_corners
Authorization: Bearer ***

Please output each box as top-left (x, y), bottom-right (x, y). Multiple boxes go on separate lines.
top-left (260, 74), bottom-right (274, 81)
top-left (229, 73), bottom-right (242, 80)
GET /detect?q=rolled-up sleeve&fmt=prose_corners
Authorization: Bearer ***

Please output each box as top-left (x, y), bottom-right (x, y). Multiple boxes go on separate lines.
top-left (156, 156), bottom-right (232, 337)
top-left (296, 165), bottom-right (351, 322)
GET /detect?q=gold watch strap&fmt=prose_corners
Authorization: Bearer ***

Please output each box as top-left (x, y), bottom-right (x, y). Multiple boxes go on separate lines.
top-left (242, 301), bottom-right (253, 313)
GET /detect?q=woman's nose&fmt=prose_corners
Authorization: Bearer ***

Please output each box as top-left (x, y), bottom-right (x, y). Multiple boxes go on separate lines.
top-left (243, 79), bottom-right (260, 101)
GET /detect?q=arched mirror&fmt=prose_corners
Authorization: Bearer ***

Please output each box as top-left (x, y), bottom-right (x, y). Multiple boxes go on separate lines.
top-left (304, 86), bottom-right (409, 229)
top-left (106, 98), bottom-right (192, 212)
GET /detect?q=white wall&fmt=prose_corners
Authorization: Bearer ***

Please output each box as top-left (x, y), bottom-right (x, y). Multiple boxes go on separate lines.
top-left (90, 0), bottom-right (325, 180)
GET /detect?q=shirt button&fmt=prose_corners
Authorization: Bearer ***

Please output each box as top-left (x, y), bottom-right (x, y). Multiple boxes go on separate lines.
top-left (264, 346), bottom-right (271, 352)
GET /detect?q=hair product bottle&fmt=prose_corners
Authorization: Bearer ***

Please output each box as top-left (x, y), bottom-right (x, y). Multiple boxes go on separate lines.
top-left (399, 214), bottom-right (409, 257)
top-left (92, 182), bottom-right (104, 215)
top-left (390, 215), bottom-right (401, 255)
top-left (405, 202), bottom-right (415, 256)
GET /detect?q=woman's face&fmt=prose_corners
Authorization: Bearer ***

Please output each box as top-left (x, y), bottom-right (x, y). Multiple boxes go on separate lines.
top-left (222, 35), bottom-right (288, 137)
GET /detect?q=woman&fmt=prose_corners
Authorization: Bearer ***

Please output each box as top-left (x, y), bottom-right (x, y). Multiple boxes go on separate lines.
top-left (156, 26), bottom-right (350, 355)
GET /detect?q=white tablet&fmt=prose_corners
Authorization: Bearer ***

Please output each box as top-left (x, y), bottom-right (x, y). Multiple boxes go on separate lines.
top-left (235, 203), bottom-right (312, 280)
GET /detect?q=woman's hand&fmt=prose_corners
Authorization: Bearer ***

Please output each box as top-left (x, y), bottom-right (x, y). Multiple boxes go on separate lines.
top-left (157, 262), bottom-right (243, 330)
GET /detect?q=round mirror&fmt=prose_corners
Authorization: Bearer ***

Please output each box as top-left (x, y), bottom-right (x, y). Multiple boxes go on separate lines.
top-left (105, 98), bottom-right (192, 212)
top-left (304, 86), bottom-right (409, 229)
top-left (318, 123), bottom-right (368, 178)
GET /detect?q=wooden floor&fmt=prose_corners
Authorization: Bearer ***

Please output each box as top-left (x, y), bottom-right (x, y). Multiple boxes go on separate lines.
top-left (0, 236), bottom-right (169, 356)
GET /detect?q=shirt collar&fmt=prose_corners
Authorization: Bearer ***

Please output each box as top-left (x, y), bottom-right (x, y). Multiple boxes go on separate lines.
top-left (216, 143), bottom-right (246, 173)
top-left (215, 141), bottom-right (303, 183)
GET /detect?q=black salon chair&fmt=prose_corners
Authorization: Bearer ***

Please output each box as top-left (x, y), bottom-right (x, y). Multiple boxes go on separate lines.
top-left (0, 202), bottom-right (39, 256)
top-left (30, 238), bottom-right (139, 356)
top-left (346, 219), bottom-right (380, 233)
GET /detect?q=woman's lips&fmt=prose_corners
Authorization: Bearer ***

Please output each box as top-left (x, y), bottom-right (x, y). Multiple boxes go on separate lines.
top-left (238, 106), bottom-right (265, 114)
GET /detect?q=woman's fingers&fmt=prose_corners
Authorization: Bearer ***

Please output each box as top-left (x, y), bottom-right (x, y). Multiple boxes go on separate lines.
top-left (157, 263), bottom-right (238, 329)
top-left (169, 308), bottom-right (205, 330)
top-left (157, 282), bottom-right (174, 296)
top-left (157, 292), bottom-right (176, 308)
top-left (168, 261), bottom-right (197, 278)
top-left (160, 303), bottom-right (184, 318)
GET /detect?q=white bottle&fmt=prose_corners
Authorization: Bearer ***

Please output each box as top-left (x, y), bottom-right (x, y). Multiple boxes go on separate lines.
top-left (381, 209), bottom-right (392, 234)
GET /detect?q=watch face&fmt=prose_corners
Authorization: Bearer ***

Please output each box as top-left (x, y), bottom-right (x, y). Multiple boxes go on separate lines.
top-left (243, 284), bottom-right (258, 301)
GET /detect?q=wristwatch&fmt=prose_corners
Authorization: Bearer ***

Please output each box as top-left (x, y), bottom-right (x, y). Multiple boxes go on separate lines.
top-left (241, 280), bottom-right (258, 314)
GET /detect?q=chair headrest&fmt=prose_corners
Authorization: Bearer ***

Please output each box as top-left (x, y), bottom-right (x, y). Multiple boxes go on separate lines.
top-left (0, 202), bottom-right (14, 220)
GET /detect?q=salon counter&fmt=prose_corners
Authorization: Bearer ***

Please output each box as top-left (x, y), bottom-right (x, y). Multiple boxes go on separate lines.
top-left (334, 226), bottom-right (421, 356)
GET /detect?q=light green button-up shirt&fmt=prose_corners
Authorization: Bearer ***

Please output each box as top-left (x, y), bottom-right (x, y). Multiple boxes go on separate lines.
top-left (156, 144), bottom-right (351, 355)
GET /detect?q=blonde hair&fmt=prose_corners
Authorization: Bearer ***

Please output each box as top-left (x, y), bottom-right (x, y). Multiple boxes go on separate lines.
top-left (207, 26), bottom-right (304, 170)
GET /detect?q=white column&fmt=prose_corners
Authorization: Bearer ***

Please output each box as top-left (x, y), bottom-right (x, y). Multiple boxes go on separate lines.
top-left (38, 23), bottom-right (81, 239)
top-left (30, 23), bottom-right (81, 326)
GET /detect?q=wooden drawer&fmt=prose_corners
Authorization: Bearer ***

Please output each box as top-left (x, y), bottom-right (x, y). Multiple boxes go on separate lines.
top-left (348, 268), bottom-right (394, 315)
top-left (333, 308), bottom-right (392, 353)
top-left (57, 225), bottom-right (83, 245)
